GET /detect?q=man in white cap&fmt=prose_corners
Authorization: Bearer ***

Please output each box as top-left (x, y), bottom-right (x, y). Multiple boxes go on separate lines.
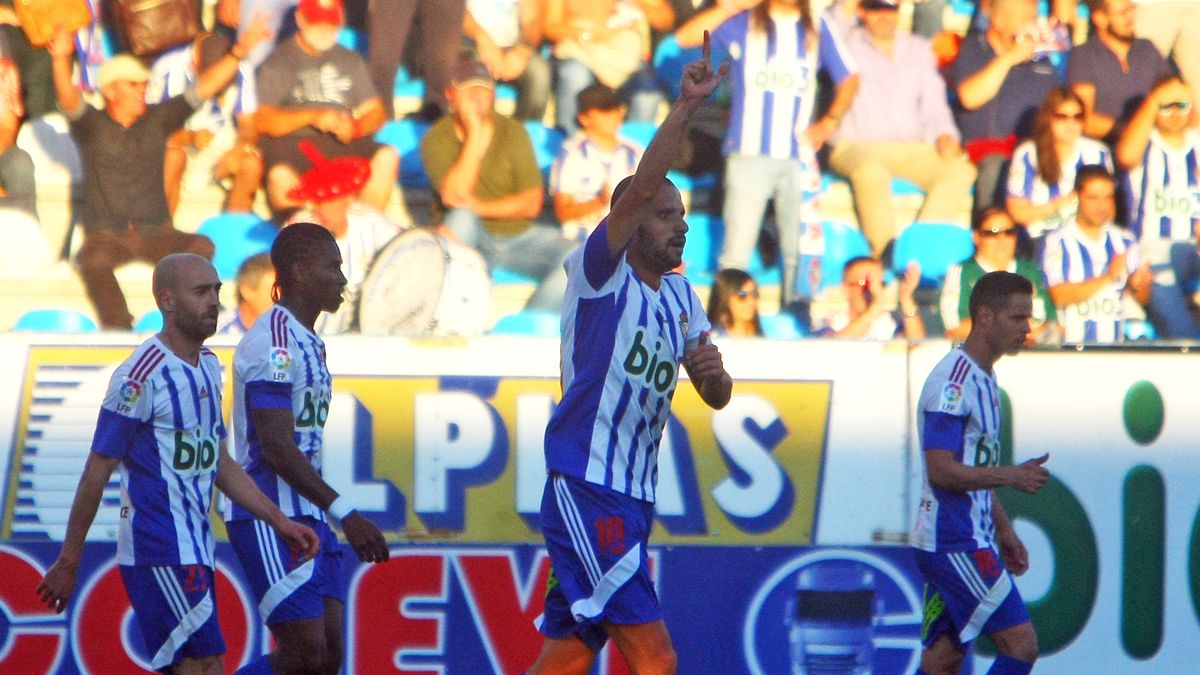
top-left (48, 20), bottom-right (270, 330)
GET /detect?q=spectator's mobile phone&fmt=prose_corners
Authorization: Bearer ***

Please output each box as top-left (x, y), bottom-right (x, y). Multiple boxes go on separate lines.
top-left (1018, 18), bottom-right (1069, 58)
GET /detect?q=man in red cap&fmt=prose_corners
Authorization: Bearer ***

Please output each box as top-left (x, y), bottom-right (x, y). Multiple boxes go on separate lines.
top-left (284, 140), bottom-right (405, 333)
top-left (254, 0), bottom-right (399, 216)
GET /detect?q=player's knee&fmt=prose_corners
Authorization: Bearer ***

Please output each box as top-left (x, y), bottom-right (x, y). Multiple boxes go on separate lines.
top-left (995, 622), bottom-right (1039, 663)
top-left (921, 645), bottom-right (964, 675)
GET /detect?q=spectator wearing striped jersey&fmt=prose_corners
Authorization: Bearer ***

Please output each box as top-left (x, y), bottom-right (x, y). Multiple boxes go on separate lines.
top-left (1068, 0), bottom-right (1172, 145)
top-left (827, 0), bottom-right (976, 257)
top-left (284, 141), bottom-right (406, 334)
top-left (529, 37), bottom-right (730, 674)
top-left (676, 0), bottom-right (860, 307)
top-left (1006, 88), bottom-right (1114, 241)
top-left (941, 208), bottom-right (1059, 342)
top-left (948, 0), bottom-right (1060, 214)
top-left (148, 0), bottom-right (264, 215)
top-left (1043, 165), bottom-right (1152, 342)
top-left (551, 84), bottom-right (645, 241)
top-left (1115, 75), bottom-right (1200, 338)
top-left (36, 254), bottom-right (319, 672)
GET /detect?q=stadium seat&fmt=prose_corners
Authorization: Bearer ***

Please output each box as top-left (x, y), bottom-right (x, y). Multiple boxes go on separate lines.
top-left (620, 121), bottom-right (657, 150)
top-left (375, 118), bottom-right (433, 188)
top-left (490, 309), bottom-right (561, 337)
top-left (135, 310), bottom-right (163, 333)
top-left (336, 27), bottom-right (364, 53)
top-left (523, 121), bottom-right (566, 178)
top-left (13, 309), bottom-right (98, 332)
top-left (819, 220), bottom-right (872, 293)
top-left (196, 213), bottom-right (277, 281)
top-left (1124, 319), bottom-right (1157, 342)
top-left (491, 267), bottom-right (538, 284)
top-left (760, 312), bottom-right (807, 339)
top-left (653, 35), bottom-right (702, 99)
top-left (891, 221), bottom-right (974, 288)
top-left (393, 66), bottom-right (426, 101)
top-left (682, 211), bottom-right (722, 277)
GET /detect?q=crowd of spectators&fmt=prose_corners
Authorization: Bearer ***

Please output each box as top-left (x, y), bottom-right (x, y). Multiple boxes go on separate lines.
top-left (1, 0), bottom-right (1197, 342)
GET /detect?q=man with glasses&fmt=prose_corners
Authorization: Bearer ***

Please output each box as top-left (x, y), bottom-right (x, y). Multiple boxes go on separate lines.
top-left (941, 208), bottom-right (1058, 341)
top-left (1068, 0), bottom-right (1172, 145)
top-left (1043, 165), bottom-right (1152, 342)
top-left (1116, 75), bottom-right (1200, 338)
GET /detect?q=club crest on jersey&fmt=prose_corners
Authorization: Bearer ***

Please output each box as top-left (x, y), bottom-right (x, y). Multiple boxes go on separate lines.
top-left (271, 348), bottom-right (292, 381)
top-left (941, 383), bottom-right (963, 412)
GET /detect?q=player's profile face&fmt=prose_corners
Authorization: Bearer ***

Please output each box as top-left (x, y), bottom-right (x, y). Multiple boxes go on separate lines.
top-left (989, 292), bottom-right (1034, 354)
top-left (634, 183), bottom-right (687, 273)
top-left (304, 239), bottom-right (348, 313)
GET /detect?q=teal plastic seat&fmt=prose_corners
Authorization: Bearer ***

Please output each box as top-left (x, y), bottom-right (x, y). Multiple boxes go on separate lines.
top-left (14, 309), bottom-right (98, 332)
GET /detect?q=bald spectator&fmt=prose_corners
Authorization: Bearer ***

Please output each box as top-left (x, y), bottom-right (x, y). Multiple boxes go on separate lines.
top-left (1068, 0), bottom-right (1172, 145)
top-left (949, 0), bottom-right (1060, 213)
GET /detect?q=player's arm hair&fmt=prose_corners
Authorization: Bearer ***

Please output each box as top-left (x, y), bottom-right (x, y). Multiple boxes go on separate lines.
top-left (925, 449), bottom-right (1024, 493)
top-left (56, 452), bottom-right (121, 565)
top-left (250, 407), bottom-right (342, 510)
top-left (690, 368), bottom-right (732, 409)
top-left (214, 444), bottom-right (294, 530)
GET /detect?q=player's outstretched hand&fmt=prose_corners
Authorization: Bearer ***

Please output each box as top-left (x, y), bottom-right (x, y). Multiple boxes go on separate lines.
top-left (343, 512), bottom-right (390, 564)
top-left (278, 519), bottom-right (321, 564)
top-left (679, 31), bottom-right (729, 106)
top-left (36, 558), bottom-right (77, 614)
top-left (1009, 453), bottom-right (1049, 494)
top-left (997, 530), bottom-right (1030, 576)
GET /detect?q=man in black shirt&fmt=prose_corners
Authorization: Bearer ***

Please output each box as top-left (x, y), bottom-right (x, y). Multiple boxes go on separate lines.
top-left (48, 19), bottom-right (269, 330)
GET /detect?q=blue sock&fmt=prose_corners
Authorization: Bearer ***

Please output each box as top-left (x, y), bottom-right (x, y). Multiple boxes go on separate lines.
top-left (235, 654), bottom-right (276, 675)
top-left (988, 654), bottom-right (1033, 675)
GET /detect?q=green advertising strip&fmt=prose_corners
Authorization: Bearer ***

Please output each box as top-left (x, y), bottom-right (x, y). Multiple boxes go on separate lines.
top-left (1122, 465), bottom-right (1165, 659)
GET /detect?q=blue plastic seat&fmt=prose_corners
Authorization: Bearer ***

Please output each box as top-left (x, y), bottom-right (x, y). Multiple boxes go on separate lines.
top-left (819, 220), bottom-right (873, 292)
top-left (682, 211), bottom-right (722, 277)
top-left (14, 308), bottom-right (98, 332)
top-left (760, 313), bottom-right (807, 339)
top-left (393, 66), bottom-right (426, 101)
top-left (1124, 319), bottom-right (1158, 342)
top-left (523, 121), bottom-right (566, 178)
top-left (891, 221), bottom-right (974, 288)
top-left (196, 213), bottom-right (277, 281)
top-left (375, 118), bottom-right (433, 188)
top-left (491, 310), bottom-right (561, 337)
top-left (620, 121), bottom-right (657, 150)
top-left (135, 310), bottom-right (163, 333)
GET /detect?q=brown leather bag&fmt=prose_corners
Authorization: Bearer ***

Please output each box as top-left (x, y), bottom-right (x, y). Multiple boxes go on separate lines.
top-left (113, 0), bottom-right (201, 56)
top-left (14, 0), bottom-right (93, 47)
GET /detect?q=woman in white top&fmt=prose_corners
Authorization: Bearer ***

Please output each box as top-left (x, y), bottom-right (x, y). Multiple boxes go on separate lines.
top-left (1006, 87), bottom-right (1114, 238)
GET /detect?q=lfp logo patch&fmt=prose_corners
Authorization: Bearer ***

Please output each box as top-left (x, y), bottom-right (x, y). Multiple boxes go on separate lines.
top-left (119, 380), bottom-right (141, 405)
top-left (271, 348), bottom-right (291, 371)
top-left (941, 383), bottom-right (963, 411)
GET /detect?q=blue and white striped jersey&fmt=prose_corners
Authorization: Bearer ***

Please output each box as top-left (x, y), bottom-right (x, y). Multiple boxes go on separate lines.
top-left (550, 134), bottom-right (644, 239)
top-left (911, 349), bottom-right (1000, 553)
top-left (226, 305), bottom-right (331, 522)
top-left (544, 220), bottom-right (710, 502)
top-left (711, 11), bottom-right (855, 161)
top-left (1125, 129), bottom-right (1200, 243)
top-left (91, 338), bottom-right (226, 566)
top-left (1042, 220), bottom-right (1140, 343)
top-left (1006, 137), bottom-right (1113, 236)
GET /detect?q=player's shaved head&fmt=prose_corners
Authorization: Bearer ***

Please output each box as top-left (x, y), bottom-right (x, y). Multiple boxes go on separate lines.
top-left (610, 174), bottom-right (678, 211)
top-left (153, 253), bottom-right (217, 306)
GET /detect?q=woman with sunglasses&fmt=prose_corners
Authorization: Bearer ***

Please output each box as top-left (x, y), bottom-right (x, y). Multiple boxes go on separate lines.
top-left (1006, 87), bottom-right (1114, 239)
top-left (706, 268), bottom-right (765, 337)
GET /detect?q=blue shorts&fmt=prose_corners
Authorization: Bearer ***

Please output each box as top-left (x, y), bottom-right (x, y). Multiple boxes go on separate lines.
top-left (538, 473), bottom-right (661, 653)
top-left (915, 547), bottom-right (1031, 649)
top-left (119, 564), bottom-right (226, 671)
top-left (227, 516), bottom-right (346, 625)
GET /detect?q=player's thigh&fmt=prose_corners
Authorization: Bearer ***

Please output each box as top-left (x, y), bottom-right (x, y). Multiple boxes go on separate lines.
top-left (989, 620), bottom-right (1038, 662)
top-left (527, 636), bottom-right (595, 675)
top-left (167, 653), bottom-right (223, 675)
top-left (322, 597), bottom-right (346, 668)
top-left (920, 633), bottom-right (965, 675)
top-left (604, 619), bottom-right (677, 673)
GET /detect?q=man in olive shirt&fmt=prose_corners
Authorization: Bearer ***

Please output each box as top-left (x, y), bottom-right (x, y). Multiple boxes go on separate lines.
top-left (421, 59), bottom-right (574, 312)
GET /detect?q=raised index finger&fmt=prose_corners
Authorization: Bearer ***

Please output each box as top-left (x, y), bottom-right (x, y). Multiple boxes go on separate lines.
top-left (703, 29), bottom-right (711, 63)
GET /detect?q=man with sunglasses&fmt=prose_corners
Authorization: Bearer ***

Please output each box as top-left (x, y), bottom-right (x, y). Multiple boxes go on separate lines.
top-left (1068, 0), bottom-right (1171, 145)
top-left (941, 208), bottom-right (1058, 342)
top-left (1115, 75), bottom-right (1200, 338)
top-left (812, 256), bottom-right (925, 339)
